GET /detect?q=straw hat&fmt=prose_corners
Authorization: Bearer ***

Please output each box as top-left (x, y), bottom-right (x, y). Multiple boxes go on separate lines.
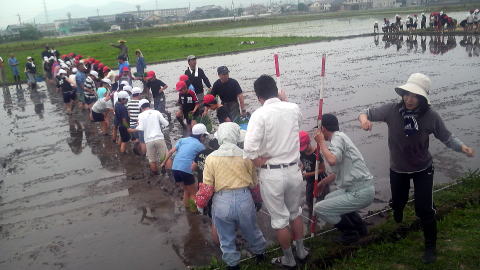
top-left (395, 73), bottom-right (431, 104)
top-left (118, 40), bottom-right (126, 43)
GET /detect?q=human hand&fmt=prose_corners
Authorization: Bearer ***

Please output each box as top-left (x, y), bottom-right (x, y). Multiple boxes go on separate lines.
top-left (461, 145), bottom-right (474, 157)
top-left (314, 129), bottom-right (325, 145)
top-left (314, 180), bottom-right (327, 197)
top-left (197, 207), bottom-right (204, 215)
top-left (255, 202), bottom-right (262, 212)
top-left (253, 156), bottom-right (270, 167)
top-left (360, 119), bottom-right (373, 131)
top-left (278, 89), bottom-right (288, 101)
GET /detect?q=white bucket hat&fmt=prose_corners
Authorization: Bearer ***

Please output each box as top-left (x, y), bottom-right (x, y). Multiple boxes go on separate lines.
top-left (395, 73), bottom-right (431, 104)
top-left (89, 70), bottom-right (98, 78)
top-left (131, 87), bottom-right (142, 95)
top-left (138, 99), bottom-right (150, 108)
top-left (192, 123), bottom-right (210, 135)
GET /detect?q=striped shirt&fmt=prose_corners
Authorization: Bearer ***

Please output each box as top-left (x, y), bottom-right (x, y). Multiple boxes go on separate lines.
top-left (127, 99), bottom-right (141, 126)
top-left (203, 155), bottom-right (257, 192)
top-left (84, 76), bottom-right (96, 98)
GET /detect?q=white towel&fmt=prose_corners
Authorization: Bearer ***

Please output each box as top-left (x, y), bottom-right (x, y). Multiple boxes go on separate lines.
top-left (189, 66), bottom-right (198, 77)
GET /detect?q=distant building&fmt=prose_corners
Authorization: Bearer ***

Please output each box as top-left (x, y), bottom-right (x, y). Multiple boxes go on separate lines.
top-left (309, 1), bottom-right (333, 12)
top-left (54, 18), bottom-right (90, 33)
top-left (189, 5), bottom-right (228, 19)
top-left (342, 0), bottom-right (373, 10)
top-left (87, 15), bottom-right (116, 23)
top-left (243, 4), bottom-right (268, 16)
top-left (123, 7), bottom-right (189, 21)
top-left (372, 0), bottom-right (397, 8)
top-left (35, 23), bottom-right (57, 34)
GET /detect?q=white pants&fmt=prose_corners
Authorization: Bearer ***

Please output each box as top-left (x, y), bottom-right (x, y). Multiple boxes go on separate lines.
top-left (258, 165), bottom-right (303, 229)
top-left (314, 184), bottom-right (375, 225)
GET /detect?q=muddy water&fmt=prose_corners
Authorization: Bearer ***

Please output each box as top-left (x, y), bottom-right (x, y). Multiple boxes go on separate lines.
top-left (1, 35), bottom-right (479, 269)
top-left (184, 11), bottom-right (467, 38)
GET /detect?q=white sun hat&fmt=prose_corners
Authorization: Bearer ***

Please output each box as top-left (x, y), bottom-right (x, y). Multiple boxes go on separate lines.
top-left (192, 123), bottom-right (210, 135)
top-left (131, 87), bottom-right (143, 95)
top-left (138, 99), bottom-right (150, 108)
top-left (395, 73), bottom-right (431, 104)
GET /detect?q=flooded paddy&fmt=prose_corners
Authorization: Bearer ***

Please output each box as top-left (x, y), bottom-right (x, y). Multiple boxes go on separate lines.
top-left (184, 11), bottom-right (467, 38)
top-left (1, 34), bottom-right (479, 269)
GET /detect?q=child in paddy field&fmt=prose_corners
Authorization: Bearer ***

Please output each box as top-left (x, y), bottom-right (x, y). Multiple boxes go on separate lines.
top-left (162, 124), bottom-right (209, 209)
top-left (115, 91), bottom-right (131, 153)
top-left (299, 130), bottom-right (329, 220)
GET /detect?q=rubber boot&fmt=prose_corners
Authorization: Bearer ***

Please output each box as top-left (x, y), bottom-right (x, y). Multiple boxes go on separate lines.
top-left (347, 212), bottom-right (368, 237)
top-left (421, 218), bottom-right (437, 264)
top-left (389, 199), bottom-right (404, 223)
top-left (334, 214), bottom-right (360, 244)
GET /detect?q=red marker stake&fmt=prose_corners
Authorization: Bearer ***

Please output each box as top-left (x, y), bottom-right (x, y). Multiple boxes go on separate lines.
top-left (274, 53), bottom-right (283, 93)
top-left (311, 54), bottom-right (326, 237)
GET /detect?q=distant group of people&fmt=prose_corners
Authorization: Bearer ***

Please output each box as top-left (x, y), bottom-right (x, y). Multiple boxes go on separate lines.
top-left (377, 9), bottom-right (479, 33)
top-left (2, 37), bottom-right (476, 270)
top-left (460, 9), bottom-right (480, 32)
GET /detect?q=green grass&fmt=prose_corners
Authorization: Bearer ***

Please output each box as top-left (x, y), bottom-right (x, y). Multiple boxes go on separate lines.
top-left (197, 171), bottom-right (480, 270)
top-left (0, 36), bottom-right (325, 84)
top-left (329, 202), bottom-right (480, 270)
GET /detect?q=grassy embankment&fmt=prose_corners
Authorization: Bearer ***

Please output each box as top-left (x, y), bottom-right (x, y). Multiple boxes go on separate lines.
top-left (0, 36), bottom-right (325, 84)
top-left (201, 171), bottom-right (480, 270)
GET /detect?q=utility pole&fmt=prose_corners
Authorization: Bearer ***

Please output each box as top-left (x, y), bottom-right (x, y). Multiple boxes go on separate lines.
top-left (97, 8), bottom-right (100, 17)
top-left (17, 13), bottom-right (22, 25)
top-left (43, 0), bottom-right (49, 23)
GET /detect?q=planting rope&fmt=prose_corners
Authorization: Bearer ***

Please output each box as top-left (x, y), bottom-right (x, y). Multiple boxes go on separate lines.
top-left (212, 179), bottom-right (466, 269)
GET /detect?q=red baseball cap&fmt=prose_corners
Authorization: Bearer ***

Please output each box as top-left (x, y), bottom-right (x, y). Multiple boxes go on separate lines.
top-left (98, 63), bottom-right (104, 69)
top-left (176, 81), bottom-right (187, 91)
top-left (203, 94), bottom-right (216, 105)
top-left (146, 71), bottom-right (155, 79)
top-left (299, 131), bottom-right (310, 152)
top-left (68, 52), bottom-right (75, 56)
top-left (61, 54), bottom-right (67, 59)
top-left (103, 66), bottom-right (110, 72)
top-left (179, 74), bottom-right (189, 81)
top-left (94, 60), bottom-right (100, 64)
top-left (122, 66), bottom-right (129, 72)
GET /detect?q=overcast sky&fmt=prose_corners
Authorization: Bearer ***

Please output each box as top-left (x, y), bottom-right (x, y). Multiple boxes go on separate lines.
top-left (0, 0), bottom-right (282, 28)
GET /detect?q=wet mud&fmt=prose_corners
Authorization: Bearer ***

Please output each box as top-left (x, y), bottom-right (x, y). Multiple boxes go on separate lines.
top-left (184, 11), bottom-right (466, 38)
top-left (1, 34), bottom-right (479, 269)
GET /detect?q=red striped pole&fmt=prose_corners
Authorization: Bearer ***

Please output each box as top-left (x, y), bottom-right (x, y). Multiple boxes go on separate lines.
top-left (311, 54), bottom-right (326, 237)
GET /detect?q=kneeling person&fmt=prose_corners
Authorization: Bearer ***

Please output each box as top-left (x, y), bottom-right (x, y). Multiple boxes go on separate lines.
top-left (313, 114), bottom-right (375, 244)
top-left (129, 99), bottom-right (169, 175)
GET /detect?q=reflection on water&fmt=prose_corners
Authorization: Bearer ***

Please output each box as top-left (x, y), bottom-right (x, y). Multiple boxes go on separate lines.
top-left (67, 118), bottom-right (83, 155)
top-left (29, 89), bottom-right (46, 119)
top-left (15, 86), bottom-right (26, 112)
top-left (379, 34), bottom-right (479, 57)
top-left (2, 86), bottom-right (12, 116)
top-left (459, 36), bottom-right (480, 57)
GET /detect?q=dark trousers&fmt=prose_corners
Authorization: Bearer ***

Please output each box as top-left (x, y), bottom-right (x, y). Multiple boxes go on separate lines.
top-left (390, 165), bottom-right (437, 249)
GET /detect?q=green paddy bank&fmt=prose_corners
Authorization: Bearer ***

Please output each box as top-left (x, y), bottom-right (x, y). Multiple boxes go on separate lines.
top-left (200, 171), bottom-right (480, 270)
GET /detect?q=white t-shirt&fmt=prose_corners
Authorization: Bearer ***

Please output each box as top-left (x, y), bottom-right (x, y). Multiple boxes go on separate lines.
top-left (136, 109), bottom-right (169, 143)
top-left (68, 74), bottom-right (77, 88)
top-left (92, 97), bottom-right (113, 113)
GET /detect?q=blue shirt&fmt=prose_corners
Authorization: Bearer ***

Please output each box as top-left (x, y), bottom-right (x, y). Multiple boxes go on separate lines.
top-left (119, 61), bottom-right (130, 72)
top-left (172, 137), bottom-right (206, 174)
top-left (75, 71), bottom-right (86, 93)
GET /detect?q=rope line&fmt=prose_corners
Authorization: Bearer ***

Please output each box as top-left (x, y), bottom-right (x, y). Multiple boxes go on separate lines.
top-left (212, 180), bottom-right (464, 269)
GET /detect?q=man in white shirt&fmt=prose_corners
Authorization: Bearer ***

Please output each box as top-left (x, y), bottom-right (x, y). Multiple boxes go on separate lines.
top-left (129, 99), bottom-right (169, 175)
top-left (243, 75), bottom-right (307, 268)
